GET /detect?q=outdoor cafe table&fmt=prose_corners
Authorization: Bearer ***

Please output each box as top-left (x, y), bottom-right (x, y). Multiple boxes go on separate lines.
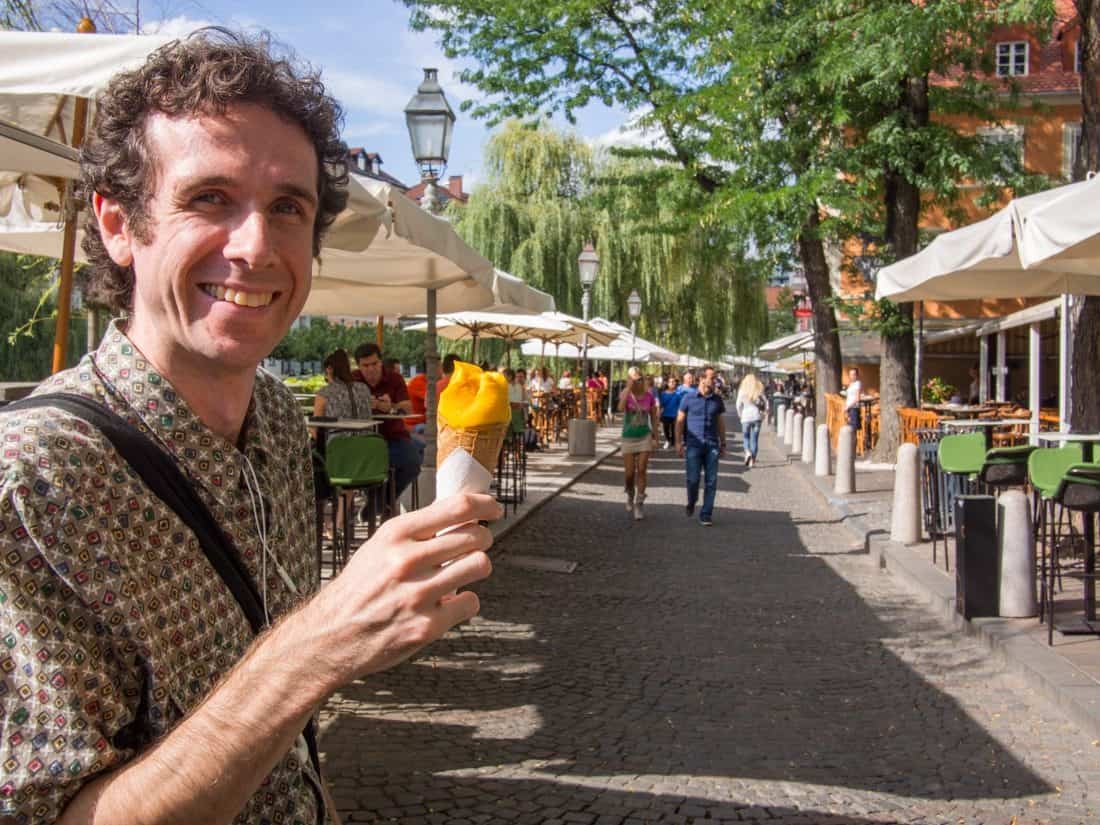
top-left (1037, 432), bottom-right (1100, 634)
top-left (940, 419), bottom-right (1018, 448)
top-left (307, 417), bottom-right (380, 453)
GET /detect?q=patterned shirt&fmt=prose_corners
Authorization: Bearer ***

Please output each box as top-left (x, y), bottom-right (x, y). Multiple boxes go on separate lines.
top-left (316, 380), bottom-right (373, 441)
top-left (0, 322), bottom-right (330, 824)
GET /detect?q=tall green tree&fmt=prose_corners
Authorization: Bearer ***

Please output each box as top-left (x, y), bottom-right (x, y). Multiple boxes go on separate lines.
top-left (1071, 0), bottom-right (1100, 431)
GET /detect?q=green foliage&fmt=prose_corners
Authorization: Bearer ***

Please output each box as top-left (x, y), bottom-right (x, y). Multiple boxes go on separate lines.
top-left (825, 292), bottom-right (913, 339)
top-left (0, 252), bottom-right (86, 381)
top-left (272, 319), bottom-right (427, 367)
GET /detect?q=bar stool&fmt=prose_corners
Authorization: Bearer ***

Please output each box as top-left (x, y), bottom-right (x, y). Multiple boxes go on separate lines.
top-left (1028, 444), bottom-right (1084, 622)
top-left (1046, 462), bottom-right (1100, 644)
top-left (936, 432), bottom-right (986, 569)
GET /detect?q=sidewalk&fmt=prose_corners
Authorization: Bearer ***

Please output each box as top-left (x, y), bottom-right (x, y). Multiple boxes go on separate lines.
top-left (764, 424), bottom-right (1100, 739)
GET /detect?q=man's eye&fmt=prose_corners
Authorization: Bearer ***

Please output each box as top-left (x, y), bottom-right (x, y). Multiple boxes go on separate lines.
top-left (193, 192), bottom-right (226, 206)
top-left (273, 199), bottom-right (306, 217)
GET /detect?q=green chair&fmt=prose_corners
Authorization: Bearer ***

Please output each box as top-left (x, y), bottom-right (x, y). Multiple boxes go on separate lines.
top-left (935, 432), bottom-right (987, 570)
top-left (1046, 461), bottom-right (1100, 644)
top-left (325, 433), bottom-right (392, 574)
top-left (1028, 444), bottom-right (1084, 621)
top-left (980, 444), bottom-right (1037, 490)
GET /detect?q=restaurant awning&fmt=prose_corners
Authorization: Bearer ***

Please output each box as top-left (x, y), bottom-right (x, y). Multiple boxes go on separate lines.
top-left (759, 331), bottom-right (814, 354)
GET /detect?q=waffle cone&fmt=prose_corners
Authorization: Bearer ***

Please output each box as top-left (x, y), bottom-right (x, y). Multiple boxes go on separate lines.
top-left (437, 420), bottom-right (509, 472)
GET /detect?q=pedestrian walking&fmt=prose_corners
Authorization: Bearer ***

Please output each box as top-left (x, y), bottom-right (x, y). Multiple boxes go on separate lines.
top-left (618, 366), bottom-right (660, 520)
top-left (676, 366), bottom-right (727, 526)
top-left (659, 375), bottom-right (680, 448)
top-left (735, 373), bottom-right (766, 468)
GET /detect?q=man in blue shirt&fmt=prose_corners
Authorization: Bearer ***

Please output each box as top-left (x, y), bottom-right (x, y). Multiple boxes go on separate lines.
top-left (675, 367), bottom-right (727, 526)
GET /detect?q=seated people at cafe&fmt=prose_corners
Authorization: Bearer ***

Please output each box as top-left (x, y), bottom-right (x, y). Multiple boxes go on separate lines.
top-left (558, 369), bottom-right (575, 391)
top-left (439, 353), bottom-right (458, 395)
top-left (353, 343), bottom-right (421, 497)
top-left (314, 349), bottom-right (374, 428)
top-left (404, 361), bottom-right (428, 433)
top-left (314, 349), bottom-right (374, 533)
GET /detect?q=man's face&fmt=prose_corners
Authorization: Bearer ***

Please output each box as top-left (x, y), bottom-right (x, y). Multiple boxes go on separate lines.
top-left (683, 371), bottom-right (695, 387)
top-left (358, 353), bottom-right (384, 387)
top-left (101, 104), bottom-right (318, 376)
top-left (698, 369), bottom-right (715, 394)
top-left (849, 370), bottom-right (859, 383)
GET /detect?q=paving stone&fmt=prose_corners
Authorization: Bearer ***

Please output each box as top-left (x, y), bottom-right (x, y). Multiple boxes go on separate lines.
top-left (320, 413), bottom-right (1099, 824)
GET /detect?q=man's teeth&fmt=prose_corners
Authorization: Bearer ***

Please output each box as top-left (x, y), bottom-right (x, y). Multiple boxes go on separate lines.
top-left (202, 285), bottom-right (274, 307)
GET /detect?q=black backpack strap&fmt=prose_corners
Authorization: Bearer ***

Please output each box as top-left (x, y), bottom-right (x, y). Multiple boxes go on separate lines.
top-left (5, 392), bottom-right (325, 817)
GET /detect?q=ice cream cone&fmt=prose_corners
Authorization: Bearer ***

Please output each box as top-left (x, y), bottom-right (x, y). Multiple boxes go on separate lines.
top-left (437, 420), bottom-right (509, 472)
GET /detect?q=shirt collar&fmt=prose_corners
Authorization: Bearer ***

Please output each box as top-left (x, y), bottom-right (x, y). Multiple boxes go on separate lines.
top-left (88, 320), bottom-right (266, 504)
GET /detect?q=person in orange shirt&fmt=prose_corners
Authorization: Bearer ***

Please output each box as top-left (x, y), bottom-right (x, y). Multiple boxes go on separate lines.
top-left (405, 365), bottom-right (427, 430)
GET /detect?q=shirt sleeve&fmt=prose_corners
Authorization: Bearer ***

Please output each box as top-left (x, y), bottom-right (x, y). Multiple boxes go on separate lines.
top-left (678, 394), bottom-right (690, 414)
top-left (390, 374), bottom-right (409, 404)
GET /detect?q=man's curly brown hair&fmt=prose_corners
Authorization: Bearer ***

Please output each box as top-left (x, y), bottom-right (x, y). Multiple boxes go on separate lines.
top-left (79, 28), bottom-right (349, 313)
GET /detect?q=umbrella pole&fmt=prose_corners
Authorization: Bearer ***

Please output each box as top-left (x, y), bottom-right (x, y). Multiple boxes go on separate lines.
top-left (51, 85), bottom-right (92, 374)
top-left (424, 289), bottom-right (439, 482)
top-left (376, 316), bottom-right (384, 349)
top-left (471, 330), bottom-right (478, 362)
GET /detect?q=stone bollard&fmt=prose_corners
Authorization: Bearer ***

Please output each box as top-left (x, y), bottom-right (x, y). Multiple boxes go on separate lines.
top-left (890, 443), bottom-right (921, 545)
top-left (815, 424), bottom-right (830, 476)
top-left (998, 490), bottom-right (1037, 617)
top-left (775, 404), bottom-right (787, 438)
top-left (801, 416), bottom-right (815, 463)
top-left (834, 425), bottom-right (856, 494)
top-left (783, 408), bottom-right (796, 447)
top-left (791, 412), bottom-right (804, 456)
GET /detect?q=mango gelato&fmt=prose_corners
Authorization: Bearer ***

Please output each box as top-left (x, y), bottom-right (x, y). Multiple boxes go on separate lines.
top-left (437, 361), bottom-right (511, 471)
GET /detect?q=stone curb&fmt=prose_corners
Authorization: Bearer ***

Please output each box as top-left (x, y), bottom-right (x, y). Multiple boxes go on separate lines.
top-left (490, 441), bottom-right (621, 547)
top-left (769, 429), bottom-right (1100, 740)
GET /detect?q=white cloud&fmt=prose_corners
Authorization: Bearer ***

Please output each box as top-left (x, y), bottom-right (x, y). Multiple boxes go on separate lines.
top-left (323, 69), bottom-right (411, 116)
top-left (590, 122), bottom-right (666, 150)
top-left (141, 14), bottom-right (220, 37)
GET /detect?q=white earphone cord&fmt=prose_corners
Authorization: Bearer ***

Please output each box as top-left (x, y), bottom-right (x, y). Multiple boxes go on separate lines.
top-left (240, 454), bottom-right (298, 625)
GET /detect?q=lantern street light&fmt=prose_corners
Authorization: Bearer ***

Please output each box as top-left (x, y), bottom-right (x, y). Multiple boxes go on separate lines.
top-left (404, 68), bottom-right (456, 491)
top-left (627, 289), bottom-right (642, 364)
top-left (577, 243), bottom-right (599, 417)
top-left (404, 68), bottom-right (455, 214)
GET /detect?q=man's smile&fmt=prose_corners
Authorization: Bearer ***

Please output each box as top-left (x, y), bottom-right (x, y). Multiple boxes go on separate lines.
top-left (200, 283), bottom-right (276, 308)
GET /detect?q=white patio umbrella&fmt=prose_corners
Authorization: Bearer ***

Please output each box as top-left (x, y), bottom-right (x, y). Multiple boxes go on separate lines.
top-left (874, 180), bottom-right (1100, 303)
top-left (519, 339), bottom-right (653, 363)
top-left (408, 309), bottom-right (568, 362)
top-left (1017, 173), bottom-right (1100, 274)
top-left (0, 29), bottom-right (173, 371)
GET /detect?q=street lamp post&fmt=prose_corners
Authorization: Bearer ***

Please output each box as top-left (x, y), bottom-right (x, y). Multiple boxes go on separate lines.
top-left (405, 68), bottom-right (456, 494)
top-left (568, 243), bottom-right (601, 456)
top-left (577, 243), bottom-right (599, 418)
top-left (627, 289), bottom-right (642, 365)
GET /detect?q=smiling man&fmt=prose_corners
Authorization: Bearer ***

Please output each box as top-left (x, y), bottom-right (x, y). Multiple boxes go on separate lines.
top-left (0, 31), bottom-right (497, 825)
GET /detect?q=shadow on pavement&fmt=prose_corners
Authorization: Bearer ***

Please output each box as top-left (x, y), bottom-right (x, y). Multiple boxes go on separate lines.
top-left (321, 422), bottom-right (1053, 821)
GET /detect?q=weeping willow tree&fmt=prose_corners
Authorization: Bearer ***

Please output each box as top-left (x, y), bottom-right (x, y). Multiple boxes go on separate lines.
top-left (451, 121), bottom-right (769, 358)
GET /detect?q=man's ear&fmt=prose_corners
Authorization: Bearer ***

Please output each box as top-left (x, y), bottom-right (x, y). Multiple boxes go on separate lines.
top-left (91, 192), bottom-right (134, 267)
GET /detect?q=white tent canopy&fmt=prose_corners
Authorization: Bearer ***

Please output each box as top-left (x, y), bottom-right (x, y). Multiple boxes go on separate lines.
top-left (1017, 173), bottom-right (1100, 273)
top-left (875, 179), bottom-right (1100, 302)
top-left (0, 31), bottom-right (173, 143)
top-left (0, 121), bottom-right (78, 179)
top-left (759, 330), bottom-right (814, 354)
top-left (520, 339), bottom-right (654, 363)
top-left (408, 311), bottom-right (570, 343)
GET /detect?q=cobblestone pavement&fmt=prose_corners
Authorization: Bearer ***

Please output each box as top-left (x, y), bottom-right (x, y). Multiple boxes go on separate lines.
top-left (320, 414), bottom-right (1100, 824)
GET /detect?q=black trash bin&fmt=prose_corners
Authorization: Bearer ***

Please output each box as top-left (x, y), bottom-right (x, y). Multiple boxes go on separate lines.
top-left (954, 495), bottom-right (999, 619)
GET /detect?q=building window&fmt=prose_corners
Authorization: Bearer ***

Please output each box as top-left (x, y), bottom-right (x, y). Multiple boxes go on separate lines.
top-left (996, 41), bottom-right (1029, 77)
top-left (1064, 122), bottom-right (1083, 180)
top-left (978, 125), bottom-right (1025, 180)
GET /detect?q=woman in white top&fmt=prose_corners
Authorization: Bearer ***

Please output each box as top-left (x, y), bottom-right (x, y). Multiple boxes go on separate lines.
top-left (558, 369), bottom-right (574, 391)
top-left (735, 373), bottom-right (766, 468)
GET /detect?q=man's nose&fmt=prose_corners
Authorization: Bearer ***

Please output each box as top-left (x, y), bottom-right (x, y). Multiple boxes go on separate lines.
top-left (225, 210), bottom-right (277, 269)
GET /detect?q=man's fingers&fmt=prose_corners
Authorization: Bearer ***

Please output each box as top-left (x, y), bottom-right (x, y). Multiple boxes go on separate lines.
top-left (413, 524), bottom-right (494, 568)
top-left (428, 549), bottom-right (492, 597)
top-left (435, 588), bottom-right (481, 627)
top-left (397, 493), bottom-right (503, 541)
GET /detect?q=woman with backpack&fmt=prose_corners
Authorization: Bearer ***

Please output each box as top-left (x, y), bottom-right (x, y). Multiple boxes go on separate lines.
top-left (618, 366), bottom-right (660, 520)
top-left (736, 373), bottom-right (767, 468)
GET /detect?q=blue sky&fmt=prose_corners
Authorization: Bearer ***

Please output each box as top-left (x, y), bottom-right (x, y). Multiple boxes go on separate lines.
top-left (144, 1), bottom-right (635, 190)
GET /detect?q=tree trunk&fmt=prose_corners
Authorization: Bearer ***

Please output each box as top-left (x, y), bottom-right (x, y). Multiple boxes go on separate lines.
top-left (1070, 1), bottom-right (1100, 431)
top-left (798, 209), bottom-right (842, 418)
top-left (873, 77), bottom-right (927, 462)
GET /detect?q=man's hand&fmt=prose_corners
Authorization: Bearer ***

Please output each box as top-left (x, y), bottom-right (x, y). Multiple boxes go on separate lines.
top-left (373, 394), bottom-right (393, 413)
top-left (676, 443), bottom-right (685, 458)
top-left (306, 493), bottom-right (500, 685)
